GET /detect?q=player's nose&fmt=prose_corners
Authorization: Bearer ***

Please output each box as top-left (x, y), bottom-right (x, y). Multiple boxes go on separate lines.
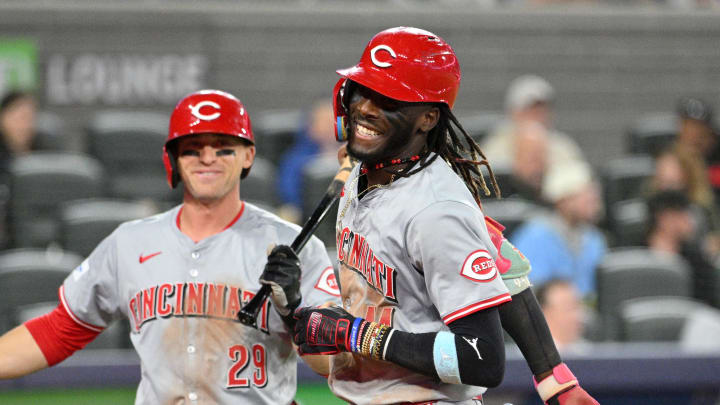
top-left (198, 145), bottom-right (218, 164)
top-left (355, 96), bottom-right (381, 119)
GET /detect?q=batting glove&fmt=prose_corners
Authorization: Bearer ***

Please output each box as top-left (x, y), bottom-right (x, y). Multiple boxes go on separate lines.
top-left (534, 363), bottom-right (600, 405)
top-left (292, 306), bottom-right (355, 355)
top-left (259, 245), bottom-right (302, 327)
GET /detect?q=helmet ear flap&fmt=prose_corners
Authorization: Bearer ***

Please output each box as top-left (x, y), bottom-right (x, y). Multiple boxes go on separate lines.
top-left (333, 79), bottom-right (354, 142)
top-left (163, 140), bottom-right (181, 189)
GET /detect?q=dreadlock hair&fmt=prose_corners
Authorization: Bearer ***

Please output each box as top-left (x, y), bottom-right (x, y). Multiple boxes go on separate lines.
top-left (386, 103), bottom-right (502, 205)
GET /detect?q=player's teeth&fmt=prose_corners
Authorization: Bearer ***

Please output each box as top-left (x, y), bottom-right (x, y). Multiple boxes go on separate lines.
top-left (357, 125), bottom-right (380, 137)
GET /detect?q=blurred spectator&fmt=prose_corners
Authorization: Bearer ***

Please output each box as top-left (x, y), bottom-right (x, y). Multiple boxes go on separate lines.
top-left (481, 74), bottom-right (586, 173)
top-left (0, 90), bottom-right (38, 174)
top-left (276, 100), bottom-right (337, 223)
top-left (645, 190), bottom-right (719, 307)
top-left (0, 90), bottom-right (39, 249)
top-left (535, 279), bottom-right (590, 353)
top-left (676, 96), bottom-right (716, 161)
top-left (504, 120), bottom-right (550, 204)
top-left (512, 161), bottom-right (606, 298)
top-left (672, 97), bottom-right (720, 202)
top-left (649, 145), bottom-right (720, 255)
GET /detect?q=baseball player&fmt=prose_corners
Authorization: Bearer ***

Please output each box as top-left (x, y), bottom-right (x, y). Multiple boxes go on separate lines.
top-left (0, 89), bottom-right (340, 404)
top-left (291, 27), bottom-right (600, 405)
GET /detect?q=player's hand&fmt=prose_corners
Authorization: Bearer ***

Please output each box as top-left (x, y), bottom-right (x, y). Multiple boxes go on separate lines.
top-left (547, 385), bottom-right (599, 405)
top-left (292, 306), bottom-right (355, 355)
top-left (259, 245), bottom-right (302, 321)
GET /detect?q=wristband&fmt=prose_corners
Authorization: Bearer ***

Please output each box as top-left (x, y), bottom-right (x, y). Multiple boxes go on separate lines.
top-left (349, 317), bottom-right (363, 352)
top-left (533, 363), bottom-right (579, 402)
top-left (433, 331), bottom-right (461, 384)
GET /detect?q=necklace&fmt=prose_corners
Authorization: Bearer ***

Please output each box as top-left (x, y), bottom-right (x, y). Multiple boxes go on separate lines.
top-left (360, 155), bottom-right (420, 174)
top-left (337, 170), bottom-right (396, 225)
top-left (337, 154), bottom-right (417, 229)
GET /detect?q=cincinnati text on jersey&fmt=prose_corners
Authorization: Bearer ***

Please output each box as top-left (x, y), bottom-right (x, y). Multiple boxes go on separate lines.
top-left (128, 283), bottom-right (271, 334)
top-left (336, 227), bottom-right (398, 303)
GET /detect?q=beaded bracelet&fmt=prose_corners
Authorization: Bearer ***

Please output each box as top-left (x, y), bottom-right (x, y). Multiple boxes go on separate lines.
top-left (371, 324), bottom-right (390, 360)
top-left (361, 323), bottom-right (377, 355)
top-left (355, 321), bottom-right (369, 353)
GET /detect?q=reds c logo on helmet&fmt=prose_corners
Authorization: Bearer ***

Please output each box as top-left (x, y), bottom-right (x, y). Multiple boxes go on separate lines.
top-left (163, 89), bottom-right (255, 188)
top-left (333, 27), bottom-right (461, 142)
top-left (188, 100), bottom-right (222, 121)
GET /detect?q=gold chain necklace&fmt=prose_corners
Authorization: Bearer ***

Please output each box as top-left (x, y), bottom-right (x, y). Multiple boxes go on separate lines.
top-left (337, 171), bottom-right (396, 225)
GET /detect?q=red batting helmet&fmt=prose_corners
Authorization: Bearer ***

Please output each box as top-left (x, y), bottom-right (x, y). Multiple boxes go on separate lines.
top-left (163, 89), bottom-right (255, 188)
top-left (333, 27), bottom-right (461, 141)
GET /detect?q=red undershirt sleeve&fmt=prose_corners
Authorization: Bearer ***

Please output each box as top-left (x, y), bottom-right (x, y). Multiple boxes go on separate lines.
top-left (24, 303), bottom-right (103, 366)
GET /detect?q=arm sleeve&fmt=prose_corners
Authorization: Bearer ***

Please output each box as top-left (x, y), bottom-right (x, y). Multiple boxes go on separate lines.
top-left (490, 218), bottom-right (563, 378)
top-left (406, 201), bottom-right (510, 324)
top-left (24, 303), bottom-right (102, 366)
top-left (499, 287), bottom-right (562, 378)
top-left (383, 307), bottom-right (505, 387)
top-left (298, 236), bottom-right (341, 307)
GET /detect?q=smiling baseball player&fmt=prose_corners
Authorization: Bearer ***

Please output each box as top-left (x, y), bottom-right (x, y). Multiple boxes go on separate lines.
top-left (0, 89), bottom-right (340, 404)
top-left (292, 27), bottom-right (511, 405)
top-left (291, 27), bottom-right (600, 405)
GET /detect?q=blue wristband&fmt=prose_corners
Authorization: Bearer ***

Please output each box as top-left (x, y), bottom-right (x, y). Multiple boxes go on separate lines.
top-left (433, 331), bottom-right (461, 384)
top-left (349, 317), bottom-right (363, 352)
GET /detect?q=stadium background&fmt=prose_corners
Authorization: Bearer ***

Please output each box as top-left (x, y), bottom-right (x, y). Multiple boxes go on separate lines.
top-left (0, 1), bottom-right (719, 404)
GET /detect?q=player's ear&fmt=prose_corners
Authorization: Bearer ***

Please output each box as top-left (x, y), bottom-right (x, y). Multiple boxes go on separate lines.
top-left (242, 145), bottom-right (256, 169)
top-left (419, 106), bottom-right (440, 133)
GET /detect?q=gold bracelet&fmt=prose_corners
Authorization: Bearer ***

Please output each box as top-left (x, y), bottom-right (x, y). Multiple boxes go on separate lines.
top-left (357, 321), bottom-right (369, 353)
top-left (367, 324), bottom-right (382, 357)
top-left (360, 322), bottom-right (374, 355)
top-left (372, 325), bottom-right (389, 360)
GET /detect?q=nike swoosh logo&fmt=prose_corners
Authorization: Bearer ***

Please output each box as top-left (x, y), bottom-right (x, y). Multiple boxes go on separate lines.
top-left (139, 251), bottom-right (162, 264)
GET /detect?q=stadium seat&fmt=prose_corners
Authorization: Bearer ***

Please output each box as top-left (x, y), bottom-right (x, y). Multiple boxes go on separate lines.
top-left (8, 152), bottom-right (105, 248)
top-left (627, 112), bottom-right (677, 157)
top-left (481, 197), bottom-right (547, 239)
top-left (86, 110), bottom-right (181, 203)
top-left (619, 296), bottom-right (706, 342)
top-left (600, 154), bottom-right (654, 214)
top-left (59, 199), bottom-right (159, 257)
top-left (251, 109), bottom-right (303, 165)
top-left (35, 111), bottom-right (72, 151)
top-left (0, 248), bottom-right (83, 333)
top-left (608, 198), bottom-right (648, 247)
top-left (596, 247), bottom-right (692, 340)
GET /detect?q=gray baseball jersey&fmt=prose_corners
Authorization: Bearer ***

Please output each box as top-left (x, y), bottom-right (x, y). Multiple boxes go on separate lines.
top-left (61, 202), bottom-right (340, 405)
top-left (329, 155), bottom-right (511, 405)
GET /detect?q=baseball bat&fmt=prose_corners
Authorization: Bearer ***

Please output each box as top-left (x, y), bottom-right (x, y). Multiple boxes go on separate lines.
top-left (237, 153), bottom-right (353, 327)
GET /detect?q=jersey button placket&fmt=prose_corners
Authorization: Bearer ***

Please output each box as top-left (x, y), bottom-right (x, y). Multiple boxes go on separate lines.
top-left (187, 344), bottom-right (196, 354)
top-left (189, 269), bottom-right (199, 278)
top-left (188, 392), bottom-right (198, 402)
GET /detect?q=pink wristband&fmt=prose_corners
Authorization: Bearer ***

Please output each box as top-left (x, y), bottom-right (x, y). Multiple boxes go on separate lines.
top-left (533, 363), bottom-right (579, 402)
